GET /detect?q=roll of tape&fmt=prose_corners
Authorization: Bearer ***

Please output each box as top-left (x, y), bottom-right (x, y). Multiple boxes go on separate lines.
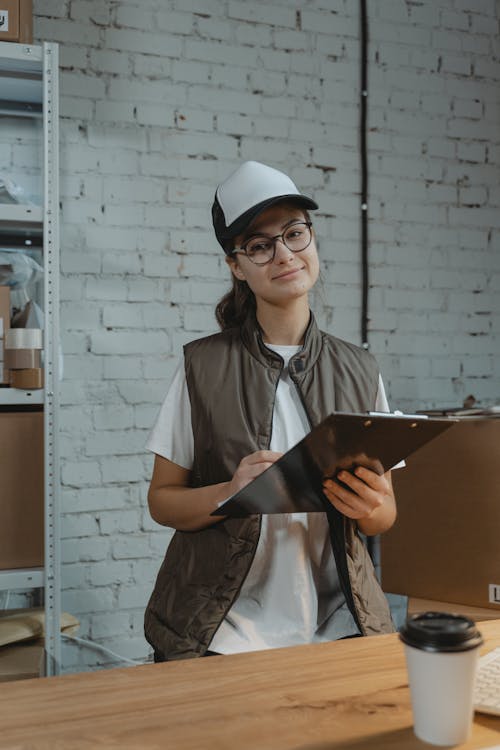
top-left (4, 348), bottom-right (41, 369)
top-left (9, 368), bottom-right (44, 390)
top-left (5, 328), bottom-right (43, 349)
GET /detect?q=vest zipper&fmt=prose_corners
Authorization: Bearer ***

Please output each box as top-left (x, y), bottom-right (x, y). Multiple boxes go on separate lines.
top-left (289, 362), bottom-right (365, 636)
top-left (208, 359), bottom-right (283, 650)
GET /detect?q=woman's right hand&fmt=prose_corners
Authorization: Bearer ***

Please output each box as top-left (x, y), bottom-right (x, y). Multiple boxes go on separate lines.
top-left (148, 451), bottom-right (283, 532)
top-left (227, 450), bottom-right (283, 497)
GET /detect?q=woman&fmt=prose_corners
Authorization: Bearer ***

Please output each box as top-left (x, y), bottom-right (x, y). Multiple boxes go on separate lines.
top-left (145, 161), bottom-right (397, 662)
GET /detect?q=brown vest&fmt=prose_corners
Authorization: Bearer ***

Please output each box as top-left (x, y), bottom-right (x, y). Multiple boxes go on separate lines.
top-left (144, 314), bottom-right (394, 660)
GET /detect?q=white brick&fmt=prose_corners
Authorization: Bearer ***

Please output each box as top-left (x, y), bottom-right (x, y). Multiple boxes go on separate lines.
top-left (59, 45), bottom-right (88, 71)
top-left (102, 303), bottom-right (143, 328)
top-left (91, 612), bottom-right (129, 639)
top-left (116, 584), bottom-right (150, 610)
top-left (62, 199), bottom-right (103, 225)
top-left (93, 405), bottom-right (135, 430)
top-left (91, 331), bottom-right (168, 355)
top-left (86, 278), bottom-right (128, 301)
top-left (89, 49), bottom-right (131, 76)
top-left (134, 403), bottom-right (162, 430)
top-left (196, 16), bottom-right (233, 41)
top-left (35, 16), bottom-right (101, 46)
top-left (142, 255), bottom-right (181, 278)
top-left (85, 429), bottom-right (148, 456)
top-left (141, 356), bottom-right (178, 381)
top-left (108, 78), bottom-right (186, 106)
top-left (61, 563), bottom-right (88, 589)
top-left (112, 535), bottom-right (150, 560)
top-left (115, 5), bottom-right (155, 30)
top-left (60, 72), bottom-right (106, 100)
top-left (127, 278), bottom-right (163, 301)
top-left (63, 486), bottom-right (135, 513)
top-left (62, 588), bottom-right (115, 616)
top-left (89, 560), bottom-right (131, 586)
top-left (142, 303), bottom-right (182, 329)
top-left (94, 100), bottom-right (136, 124)
top-left (61, 461), bottom-right (102, 487)
top-left (171, 60), bottom-right (210, 84)
top-left (235, 23), bottom-right (272, 47)
top-left (105, 28), bottom-right (183, 58)
top-left (103, 176), bottom-right (162, 203)
top-left (471, 13), bottom-right (499, 34)
top-left (70, 0), bottom-right (111, 25)
top-left (157, 9), bottom-right (194, 35)
top-left (35, 0), bottom-right (69, 18)
top-left (135, 103), bottom-right (176, 127)
top-left (103, 356), bottom-right (143, 380)
top-left (101, 456), bottom-right (146, 483)
top-left (117, 381), bottom-right (169, 405)
top-left (87, 126), bottom-right (146, 151)
top-left (102, 252), bottom-right (142, 276)
top-left (228, 1), bottom-right (296, 28)
top-left (61, 145), bottom-right (99, 173)
top-left (61, 513), bottom-right (100, 539)
top-left (98, 510), bottom-right (141, 535)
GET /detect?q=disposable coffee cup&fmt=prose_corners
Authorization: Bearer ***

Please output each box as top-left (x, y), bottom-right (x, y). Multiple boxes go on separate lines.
top-left (399, 612), bottom-right (483, 746)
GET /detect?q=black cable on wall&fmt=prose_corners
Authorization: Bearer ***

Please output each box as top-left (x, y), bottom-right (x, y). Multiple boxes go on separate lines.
top-left (360, 0), bottom-right (369, 350)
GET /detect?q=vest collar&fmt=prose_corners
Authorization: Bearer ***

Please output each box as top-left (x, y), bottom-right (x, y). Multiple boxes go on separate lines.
top-left (241, 311), bottom-right (323, 375)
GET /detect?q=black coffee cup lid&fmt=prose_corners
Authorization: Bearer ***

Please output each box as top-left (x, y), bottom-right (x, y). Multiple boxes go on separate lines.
top-left (399, 611), bottom-right (483, 653)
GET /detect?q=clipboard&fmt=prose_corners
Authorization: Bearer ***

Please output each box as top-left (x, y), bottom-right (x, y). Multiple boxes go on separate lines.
top-left (211, 411), bottom-right (457, 517)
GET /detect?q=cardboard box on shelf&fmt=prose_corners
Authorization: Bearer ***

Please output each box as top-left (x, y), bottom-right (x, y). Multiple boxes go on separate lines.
top-left (0, 609), bottom-right (80, 682)
top-left (407, 597), bottom-right (500, 622)
top-left (0, 639), bottom-right (44, 682)
top-left (0, 409), bottom-right (43, 570)
top-left (0, 0), bottom-right (32, 43)
top-left (381, 417), bottom-right (500, 611)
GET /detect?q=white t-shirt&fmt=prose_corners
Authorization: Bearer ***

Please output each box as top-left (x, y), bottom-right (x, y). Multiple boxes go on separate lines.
top-left (146, 346), bottom-right (392, 654)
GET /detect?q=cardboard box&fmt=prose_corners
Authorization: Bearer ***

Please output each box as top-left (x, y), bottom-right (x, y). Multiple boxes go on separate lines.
top-left (408, 597), bottom-right (500, 622)
top-left (0, 0), bottom-right (32, 43)
top-left (0, 409), bottom-right (43, 570)
top-left (0, 286), bottom-right (10, 385)
top-left (0, 639), bottom-right (43, 682)
top-left (381, 417), bottom-right (500, 611)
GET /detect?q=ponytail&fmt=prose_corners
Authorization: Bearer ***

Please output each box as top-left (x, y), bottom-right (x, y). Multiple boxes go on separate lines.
top-left (215, 275), bottom-right (256, 330)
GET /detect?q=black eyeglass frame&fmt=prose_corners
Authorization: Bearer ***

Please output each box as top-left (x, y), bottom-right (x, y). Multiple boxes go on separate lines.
top-left (231, 221), bottom-right (313, 266)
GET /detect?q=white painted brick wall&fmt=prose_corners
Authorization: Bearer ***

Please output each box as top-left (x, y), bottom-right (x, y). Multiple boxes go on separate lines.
top-left (17, 0), bottom-right (499, 670)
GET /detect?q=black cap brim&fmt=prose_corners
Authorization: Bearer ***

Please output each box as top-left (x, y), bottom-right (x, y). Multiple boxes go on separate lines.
top-left (214, 194), bottom-right (318, 253)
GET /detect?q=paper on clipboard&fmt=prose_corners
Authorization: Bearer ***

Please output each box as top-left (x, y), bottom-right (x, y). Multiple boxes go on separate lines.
top-left (211, 411), bottom-right (457, 518)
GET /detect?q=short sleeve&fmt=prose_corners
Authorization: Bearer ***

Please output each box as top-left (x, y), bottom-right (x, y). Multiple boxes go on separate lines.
top-left (145, 358), bottom-right (194, 470)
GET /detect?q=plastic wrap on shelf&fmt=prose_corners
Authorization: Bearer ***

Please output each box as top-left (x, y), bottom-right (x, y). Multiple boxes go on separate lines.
top-left (0, 175), bottom-right (37, 206)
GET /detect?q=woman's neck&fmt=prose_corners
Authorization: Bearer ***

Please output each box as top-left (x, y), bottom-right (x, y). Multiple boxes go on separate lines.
top-left (256, 297), bottom-right (310, 346)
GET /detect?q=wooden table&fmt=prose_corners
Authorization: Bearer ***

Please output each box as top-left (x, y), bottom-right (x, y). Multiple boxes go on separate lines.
top-left (0, 621), bottom-right (499, 750)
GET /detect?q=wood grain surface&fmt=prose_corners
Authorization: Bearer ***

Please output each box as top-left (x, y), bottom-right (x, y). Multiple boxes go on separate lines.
top-left (0, 620), bottom-right (498, 750)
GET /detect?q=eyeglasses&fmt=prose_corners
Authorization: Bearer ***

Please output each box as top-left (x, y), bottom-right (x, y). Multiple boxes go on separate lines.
top-left (232, 221), bottom-right (313, 266)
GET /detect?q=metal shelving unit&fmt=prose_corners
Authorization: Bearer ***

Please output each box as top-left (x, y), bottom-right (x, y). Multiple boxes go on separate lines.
top-left (0, 41), bottom-right (61, 676)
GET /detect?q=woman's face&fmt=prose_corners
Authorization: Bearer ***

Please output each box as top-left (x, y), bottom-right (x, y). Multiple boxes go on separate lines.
top-left (226, 203), bottom-right (320, 308)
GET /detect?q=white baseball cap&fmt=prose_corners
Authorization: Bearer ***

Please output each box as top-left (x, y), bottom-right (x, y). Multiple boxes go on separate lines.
top-left (212, 161), bottom-right (318, 252)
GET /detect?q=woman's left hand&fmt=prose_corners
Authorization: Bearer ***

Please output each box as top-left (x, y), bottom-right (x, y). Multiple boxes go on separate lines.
top-left (322, 466), bottom-right (397, 536)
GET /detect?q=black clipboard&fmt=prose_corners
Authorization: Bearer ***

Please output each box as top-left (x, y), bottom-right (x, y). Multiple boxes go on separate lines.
top-left (211, 412), bottom-right (457, 517)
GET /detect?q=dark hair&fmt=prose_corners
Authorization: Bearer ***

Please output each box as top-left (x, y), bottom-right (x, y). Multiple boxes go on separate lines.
top-left (214, 204), bottom-right (312, 331)
top-left (215, 275), bottom-right (256, 330)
